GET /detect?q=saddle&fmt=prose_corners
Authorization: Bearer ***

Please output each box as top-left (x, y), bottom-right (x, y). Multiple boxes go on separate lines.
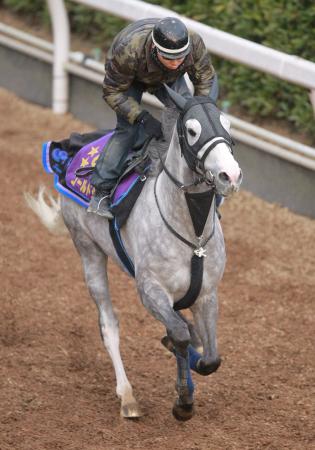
top-left (42, 129), bottom-right (150, 228)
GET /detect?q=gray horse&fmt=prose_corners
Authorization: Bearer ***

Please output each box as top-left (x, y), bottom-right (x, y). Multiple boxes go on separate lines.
top-left (26, 86), bottom-right (242, 421)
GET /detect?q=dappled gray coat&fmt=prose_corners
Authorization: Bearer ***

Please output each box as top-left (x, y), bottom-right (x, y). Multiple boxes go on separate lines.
top-left (102, 18), bottom-right (215, 124)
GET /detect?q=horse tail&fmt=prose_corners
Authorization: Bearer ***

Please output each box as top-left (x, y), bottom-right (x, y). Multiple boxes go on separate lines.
top-left (24, 185), bottom-right (67, 235)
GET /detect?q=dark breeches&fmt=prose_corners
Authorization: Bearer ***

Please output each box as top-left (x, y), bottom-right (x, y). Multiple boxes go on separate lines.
top-left (90, 83), bottom-right (144, 191)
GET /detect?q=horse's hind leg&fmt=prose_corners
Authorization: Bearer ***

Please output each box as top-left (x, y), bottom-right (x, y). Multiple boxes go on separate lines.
top-left (72, 233), bottom-right (141, 418)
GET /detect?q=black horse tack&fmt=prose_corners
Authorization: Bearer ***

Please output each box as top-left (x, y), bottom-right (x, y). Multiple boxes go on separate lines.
top-left (111, 95), bottom-right (232, 311)
top-left (154, 176), bottom-right (216, 311)
top-left (151, 93), bottom-right (233, 311)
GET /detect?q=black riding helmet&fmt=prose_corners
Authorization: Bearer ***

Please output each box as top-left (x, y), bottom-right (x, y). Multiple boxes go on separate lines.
top-left (152, 17), bottom-right (191, 60)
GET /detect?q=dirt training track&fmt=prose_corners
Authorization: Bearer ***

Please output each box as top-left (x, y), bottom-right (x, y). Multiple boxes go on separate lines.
top-left (0, 88), bottom-right (314, 450)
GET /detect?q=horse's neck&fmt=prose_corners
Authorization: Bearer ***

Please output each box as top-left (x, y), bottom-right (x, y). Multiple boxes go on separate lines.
top-left (156, 130), bottom-right (216, 240)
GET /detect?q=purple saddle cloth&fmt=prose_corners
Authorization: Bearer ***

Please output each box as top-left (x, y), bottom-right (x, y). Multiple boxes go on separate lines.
top-left (42, 131), bottom-right (144, 209)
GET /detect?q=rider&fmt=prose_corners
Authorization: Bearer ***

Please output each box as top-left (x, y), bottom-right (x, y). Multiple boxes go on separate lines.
top-left (88, 17), bottom-right (216, 217)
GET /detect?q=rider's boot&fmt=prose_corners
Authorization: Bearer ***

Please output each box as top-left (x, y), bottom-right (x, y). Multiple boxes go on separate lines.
top-left (87, 188), bottom-right (114, 219)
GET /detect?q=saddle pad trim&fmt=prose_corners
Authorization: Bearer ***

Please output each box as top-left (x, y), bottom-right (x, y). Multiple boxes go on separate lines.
top-left (42, 141), bottom-right (53, 174)
top-left (53, 174), bottom-right (89, 208)
top-left (42, 141), bottom-right (88, 207)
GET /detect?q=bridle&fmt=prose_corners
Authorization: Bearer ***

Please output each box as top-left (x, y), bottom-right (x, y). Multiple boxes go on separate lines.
top-left (154, 96), bottom-right (234, 248)
top-left (158, 96), bottom-right (234, 192)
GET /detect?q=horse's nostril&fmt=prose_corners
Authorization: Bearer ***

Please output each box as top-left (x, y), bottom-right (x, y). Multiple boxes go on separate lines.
top-left (218, 172), bottom-right (230, 183)
top-left (238, 170), bottom-right (243, 183)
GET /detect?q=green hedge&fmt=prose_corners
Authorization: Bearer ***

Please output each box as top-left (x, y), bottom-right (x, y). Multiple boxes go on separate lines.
top-left (148, 0), bottom-right (315, 141)
top-left (1, 0), bottom-right (128, 44)
top-left (1, 0), bottom-right (314, 141)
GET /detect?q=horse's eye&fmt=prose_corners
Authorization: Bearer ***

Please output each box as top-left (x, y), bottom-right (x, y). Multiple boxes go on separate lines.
top-left (185, 119), bottom-right (201, 145)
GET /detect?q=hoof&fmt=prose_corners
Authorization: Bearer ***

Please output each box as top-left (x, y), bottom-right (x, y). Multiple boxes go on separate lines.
top-left (196, 357), bottom-right (221, 376)
top-left (172, 401), bottom-right (194, 422)
top-left (120, 402), bottom-right (143, 419)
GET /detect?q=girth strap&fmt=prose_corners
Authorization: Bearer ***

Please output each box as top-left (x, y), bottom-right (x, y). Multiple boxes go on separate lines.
top-left (173, 254), bottom-right (204, 311)
top-left (109, 219), bottom-right (135, 277)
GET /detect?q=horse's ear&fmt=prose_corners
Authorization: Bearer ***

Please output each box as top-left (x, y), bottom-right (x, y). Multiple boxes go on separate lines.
top-left (163, 84), bottom-right (187, 111)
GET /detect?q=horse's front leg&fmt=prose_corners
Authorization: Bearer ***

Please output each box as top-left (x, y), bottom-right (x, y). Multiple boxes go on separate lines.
top-left (172, 341), bottom-right (195, 421)
top-left (191, 289), bottom-right (221, 376)
top-left (137, 278), bottom-right (194, 420)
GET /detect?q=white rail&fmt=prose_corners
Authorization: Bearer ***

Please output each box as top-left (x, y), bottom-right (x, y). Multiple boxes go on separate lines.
top-left (1, 3), bottom-right (315, 170)
top-left (46, 0), bottom-right (70, 114)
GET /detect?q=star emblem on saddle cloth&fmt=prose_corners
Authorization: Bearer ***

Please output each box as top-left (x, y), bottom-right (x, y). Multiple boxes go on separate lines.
top-left (80, 157), bottom-right (90, 168)
top-left (88, 146), bottom-right (99, 157)
top-left (194, 247), bottom-right (207, 258)
top-left (91, 155), bottom-right (100, 167)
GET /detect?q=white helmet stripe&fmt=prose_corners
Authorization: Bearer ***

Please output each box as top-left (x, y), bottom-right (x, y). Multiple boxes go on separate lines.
top-left (151, 32), bottom-right (190, 54)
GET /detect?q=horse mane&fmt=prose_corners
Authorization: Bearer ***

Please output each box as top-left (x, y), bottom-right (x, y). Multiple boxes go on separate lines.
top-left (148, 105), bottom-right (179, 176)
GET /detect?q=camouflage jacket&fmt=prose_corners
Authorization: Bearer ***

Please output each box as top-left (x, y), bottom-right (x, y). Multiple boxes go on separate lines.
top-left (102, 18), bottom-right (215, 124)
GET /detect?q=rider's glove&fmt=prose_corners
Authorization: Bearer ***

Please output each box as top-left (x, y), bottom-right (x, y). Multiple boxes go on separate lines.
top-left (137, 111), bottom-right (163, 140)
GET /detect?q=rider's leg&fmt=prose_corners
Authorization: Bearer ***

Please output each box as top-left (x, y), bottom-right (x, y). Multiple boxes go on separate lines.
top-left (88, 83), bottom-right (144, 217)
top-left (88, 121), bottom-right (139, 217)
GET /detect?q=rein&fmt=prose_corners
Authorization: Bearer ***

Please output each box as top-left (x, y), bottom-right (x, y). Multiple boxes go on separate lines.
top-left (154, 174), bottom-right (216, 257)
top-left (157, 149), bottom-right (211, 190)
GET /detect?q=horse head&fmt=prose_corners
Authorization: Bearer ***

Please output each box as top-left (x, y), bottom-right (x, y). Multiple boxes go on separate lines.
top-left (164, 84), bottom-right (243, 197)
